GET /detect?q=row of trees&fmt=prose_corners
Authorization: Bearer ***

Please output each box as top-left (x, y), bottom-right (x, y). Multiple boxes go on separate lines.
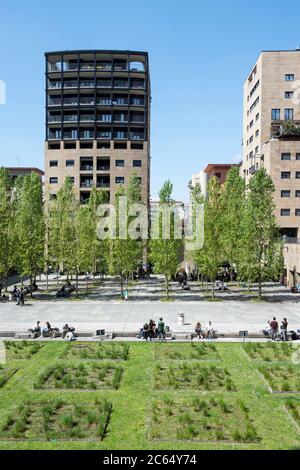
top-left (0, 166), bottom-right (283, 299)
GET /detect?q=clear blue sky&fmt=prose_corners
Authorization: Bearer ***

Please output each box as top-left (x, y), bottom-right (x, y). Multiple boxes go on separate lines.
top-left (1, 0), bottom-right (300, 201)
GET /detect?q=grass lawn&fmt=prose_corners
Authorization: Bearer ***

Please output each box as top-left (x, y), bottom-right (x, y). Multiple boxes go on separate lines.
top-left (0, 341), bottom-right (299, 450)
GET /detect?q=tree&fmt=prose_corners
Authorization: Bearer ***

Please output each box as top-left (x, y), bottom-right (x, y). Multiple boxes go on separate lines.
top-left (240, 168), bottom-right (282, 299)
top-left (14, 173), bottom-right (44, 286)
top-left (198, 177), bottom-right (224, 299)
top-left (108, 173), bottom-right (144, 297)
top-left (150, 180), bottom-right (182, 299)
top-left (0, 168), bottom-right (13, 291)
top-left (221, 167), bottom-right (246, 280)
top-left (48, 177), bottom-right (77, 282)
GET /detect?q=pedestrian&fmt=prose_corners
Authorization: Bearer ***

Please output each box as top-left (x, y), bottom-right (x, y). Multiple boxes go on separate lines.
top-left (270, 317), bottom-right (279, 340)
top-left (20, 288), bottom-right (25, 306)
top-left (157, 317), bottom-right (166, 342)
top-left (281, 318), bottom-right (288, 341)
top-left (206, 321), bottom-right (215, 339)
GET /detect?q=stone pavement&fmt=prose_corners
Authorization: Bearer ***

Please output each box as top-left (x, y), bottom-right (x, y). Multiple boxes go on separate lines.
top-left (0, 299), bottom-right (299, 334)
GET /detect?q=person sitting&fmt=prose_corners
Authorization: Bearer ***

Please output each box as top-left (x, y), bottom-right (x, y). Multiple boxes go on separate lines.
top-left (148, 319), bottom-right (156, 341)
top-left (65, 330), bottom-right (75, 341)
top-left (206, 321), bottom-right (215, 339)
top-left (29, 321), bottom-right (41, 339)
top-left (195, 322), bottom-right (204, 339)
top-left (157, 317), bottom-right (166, 342)
top-left (62, 324), bottom-right (75, 339)
top-left (142, 323), bottom-right (149, 340)
top-left (43, 321), bottom-right (53, 336)
top-left (262, 321), bottom-right (272, 337)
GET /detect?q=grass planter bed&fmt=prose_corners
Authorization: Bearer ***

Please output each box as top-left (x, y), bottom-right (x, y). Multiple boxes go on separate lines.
top-left (150, 396), bottom-right (260, 443)
top-left (285, 400), bottom-right (300, 433)
top-left (5, 341), bottom-right (43, 360)
top-left (34, 363), bottom-right (123, 391)
top-left (0, 366), bottom-right (18, 388)
top-left (243, 342), bottom-right (294, 362)
top-left (154, 363), bottom-right (236, 392)
top-left (0, 399), bottom-right (112, 441)
top-left (258, 364), bottom-right (300, 393)
top-left (63, 342), bottom-right (130, 361)
top-left (155, 343), bottom-right (221, 361)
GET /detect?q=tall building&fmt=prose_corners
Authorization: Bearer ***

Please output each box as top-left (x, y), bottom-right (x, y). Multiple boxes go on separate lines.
top-left (191, 163), bottom-right (239, 195)
top-left (45, 50), bottom-right (151, 205)
top-left (241, 49), bottom-right (300, 286)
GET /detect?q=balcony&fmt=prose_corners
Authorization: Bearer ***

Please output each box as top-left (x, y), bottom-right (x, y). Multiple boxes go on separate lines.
top-left (80, 158), bottom-right (93, 171)
top-left (48, 81), bottom-right (61, 89)
top-left (48, 115), bottom-right (62, 123)
top-left (80, 114), bottom-right (95, 122)
top-left (271, 120), bottom-right (300, 138)
top-left (64, 80), bottom-right (78, 88)
top-left (97, 176), bottom-right (110, 188)
top-left (97, 80), bottom-right (111, 88)
top-left (97, 131), bottom-right (112, 140)
top-left (80, 80), bottom-right (95, 88)
top-left (80, 177), bottom-right (94, 188)
top-left (98, 114), bottom-right (112, 123)
top-left (64, 114), bottom-right (77, 122)
top-left (112, 98), bottom-right (128, 106)
top-left (113, 61), bottom-right (127, 71)
top-left (96, 61), bottom-right (112, 71)
top-left (130, 113), bottom-right (145, 123)
top-left (130, 132), bottom-right (144, 141)
top-left (131, 80), bottom-right (145, 89)
top-left (80, 97), bottom-right (95, 106)
top-left (130, 97), bottom-right (145, 106)
top-left (114, 80), bottom-right (128, 89)
top-left (97, 158), bottom-right (110, 171)
top-left (63, 130), bottom-right (77, 140)
top-left (130, 61), bottom-right (145, 72)
top-left (48, 98), bottom-right (62, 106)
top-left (114, 113), bottom-right (128, 123)
top-left (64, 97), bottom-right (78, 106)
top-left (97, 98), bottom-right (111, 105)
top-left (48, 131), bottom-right (61, 140)
top-left (114, 131), bottom-right (128, 140)
top-left (80, 130), bottom-right (94, 139)
top-left (80, 62), bottom-right (95, 70)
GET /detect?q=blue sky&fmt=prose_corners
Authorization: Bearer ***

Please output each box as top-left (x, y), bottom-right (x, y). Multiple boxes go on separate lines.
top-left (1, 0), bottom-right (300, 200)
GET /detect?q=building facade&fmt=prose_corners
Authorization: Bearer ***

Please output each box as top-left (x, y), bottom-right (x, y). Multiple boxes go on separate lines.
top-left (5, 167), bottom-right (44, 182)
top-left (241, 49), bottom-right (300, 286)
top-left (45, 50), bottom-right (150, 205)
top-left (191, 163), bottom-right (239, 195)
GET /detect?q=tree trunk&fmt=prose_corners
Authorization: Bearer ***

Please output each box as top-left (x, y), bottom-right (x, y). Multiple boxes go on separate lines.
top-left (46, 270), bottom-right (49, 292)
top-left (86, 275), bottom-right (88, 293)
top-left (120, 274), bottom-right (124, 299)
top-left (165, 275), bottom-right (169, 299)
top-left (211, 280), bottom-right (215, 300)
top-left (76, 272), bottom-right (79, 297)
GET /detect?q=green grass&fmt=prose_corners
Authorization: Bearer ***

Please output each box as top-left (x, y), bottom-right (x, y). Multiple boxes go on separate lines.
top-left (0, 341), bottom-right (299, 449)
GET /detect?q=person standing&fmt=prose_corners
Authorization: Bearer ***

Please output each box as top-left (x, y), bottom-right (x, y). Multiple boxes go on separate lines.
top-left (270, 317), bottom-right (279, 340)
top-left (157, 317), bottom-right (166, 342)
top-left (281, 318), bottom-right (288, 341)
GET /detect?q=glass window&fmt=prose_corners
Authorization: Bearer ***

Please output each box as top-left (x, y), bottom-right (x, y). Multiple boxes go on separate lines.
top-left (296, 154), bottom-right (300, 161)
top-left (285, 108), bottom-right (294, 120)
top-left (115, 160), bottom-right (124, 167)
top-left (115, 176), bottom-right (124, 184)
top-left (285, 74), bottom-right (295, 81)
top-left (281, 153), bottom-right (291, 161)
top-left (281, 209), bottom-right (291, 216)
top-left (281, 172), bottom-right (291, 179)
top-left (271, 109), bottom-right (280, 120)
top-left (66, 160), bottom-right (75, 167)
top-left (296, 190), bottom-right (300, 198)
top-left (281, 190), bottom-right (291, 198)
top-left (50, 160), bottom-right (58, 167)
top-left (133, 160), bottom-right (142, 167)
top-left (285, 91), bottom-right (294, 99)
top-left (50, 177), bottom-right (58, 184)
top-left (296, 172), bottom-right (300, 179)
top-left (296, 209), bottom-right (300, 216)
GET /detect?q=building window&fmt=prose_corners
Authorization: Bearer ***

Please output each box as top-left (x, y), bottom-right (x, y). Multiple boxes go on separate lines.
top-left (50, 194), bottom-right (57, 200)
top-left (271, 109), bottom-right (280, 120)
top-left (115, 160), bottom-right (124, 167)
top-left (296, 153), bottom-right (300, 161)
top-left (281, 172), bottom-right (291, 179)
top-left (285, 91), bottom-right (294, 99)
top-left (50, 177), bottom-right (58, 184)
top-left (256, 113), bottom-right (259, 121)
top-left (285, 108), bottom-right (294, 120)
top-left (115, 176), bottom-right (124, 184)
top-left (296, 172), bottom-right (300, 179)
top-left (255, 146), bottom-right (259, 154)
top-left (249, 120), bottom-right (254, 128)
top-left (255, 129), bottom-right (259, 137)
top-left (285, 74), bottom-right (295, 81)
top-left (50, 160), bottom-right (58, 167)
top-left (133, 160), bottom-right (142, 167)
top-left (249, 135), bottom-right (253, 143)
top-left (66, 160), bottom-right (75, 167)
top-left (281, 153), bottom-right (291, 161)
top-left (69, 177), bottom-right (75, 184)
top-left (281, 209), bottom-right (291, 216)
top-left (281, 190), bottom-right (291, 198)
top-left (296, 190), bottom-right (300, 198)
top-left (296, 209), bottom-right (300, 216)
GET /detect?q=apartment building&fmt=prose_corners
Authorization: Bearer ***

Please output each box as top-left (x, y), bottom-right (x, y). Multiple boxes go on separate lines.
top-left (191, 163), bottom-right (239, 195)
top-left (5, 167), bottom-right (44, 182)
top-left (241, 49), bottom-right (300, 286)
top-left (45, 50), bottom-right (150, 205)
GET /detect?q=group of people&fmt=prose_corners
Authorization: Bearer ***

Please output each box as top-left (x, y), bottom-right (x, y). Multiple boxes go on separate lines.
top-left (141, 318), bottom-right (167, 341)
top-left (195, 321), bottom-right (215, 339)
top-left (262, 317), bottom-right (289, 341)
top-left (29, 321), bottom-right (76, 340)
